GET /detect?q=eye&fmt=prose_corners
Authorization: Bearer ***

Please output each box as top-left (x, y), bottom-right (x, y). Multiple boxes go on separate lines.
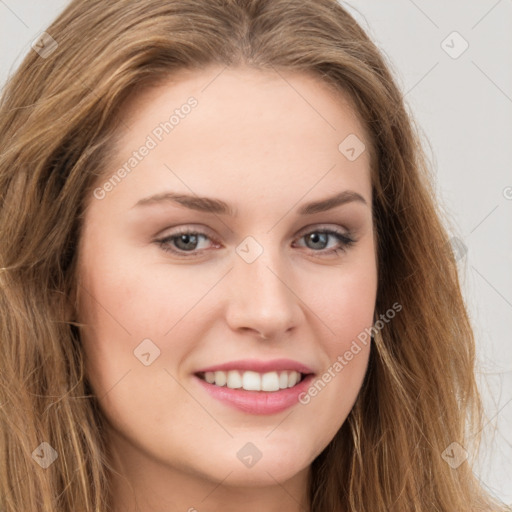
top-left (156, 228), bottom-right (218, 257)
top-left (154, 226), bottom-right (356, 258)
top-left (293, 228), bottom-right (355, 256)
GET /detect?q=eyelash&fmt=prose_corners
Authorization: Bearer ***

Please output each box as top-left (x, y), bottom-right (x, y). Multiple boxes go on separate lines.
top-left (155, 226), bottom-right (356, 259)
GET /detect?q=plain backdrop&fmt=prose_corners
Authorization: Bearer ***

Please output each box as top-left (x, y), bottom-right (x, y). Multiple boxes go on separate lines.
top-left (1, 0), bottom-right (511, 504)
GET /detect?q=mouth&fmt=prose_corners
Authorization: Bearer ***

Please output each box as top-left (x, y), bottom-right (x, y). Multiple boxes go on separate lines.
top-left (195, 369), bottom-right (309, 392)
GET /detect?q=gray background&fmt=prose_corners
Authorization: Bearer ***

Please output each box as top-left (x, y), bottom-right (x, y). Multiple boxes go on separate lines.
top-left (1, 0), bottom-right (511, 503)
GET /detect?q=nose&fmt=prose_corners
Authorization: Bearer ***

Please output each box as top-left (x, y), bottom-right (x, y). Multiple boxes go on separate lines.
top-left (224, 242), bottom-right (303, 340)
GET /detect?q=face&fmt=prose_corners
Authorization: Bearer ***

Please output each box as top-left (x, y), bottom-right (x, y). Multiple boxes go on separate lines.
top-left (77, 65), bottom-right (377, 505)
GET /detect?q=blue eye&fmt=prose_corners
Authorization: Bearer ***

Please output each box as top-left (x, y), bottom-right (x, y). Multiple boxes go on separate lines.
top-left (294, 229), bottom-right (355, 255)
top-left (155, 227), bottom-right (355, 258)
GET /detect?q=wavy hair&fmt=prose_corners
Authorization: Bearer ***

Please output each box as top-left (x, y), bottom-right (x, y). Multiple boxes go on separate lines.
top-left (0, 0), bottom-right (508, 510)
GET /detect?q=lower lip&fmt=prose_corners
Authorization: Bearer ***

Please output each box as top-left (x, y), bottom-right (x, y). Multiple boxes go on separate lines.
top-left (194, 374), bottom-right (315, 415)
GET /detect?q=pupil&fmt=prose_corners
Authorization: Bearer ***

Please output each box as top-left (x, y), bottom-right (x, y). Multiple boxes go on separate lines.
top-left (177, 234), bottom-right (197, 250)
top-left (308, 232), bottom-right (327, 249)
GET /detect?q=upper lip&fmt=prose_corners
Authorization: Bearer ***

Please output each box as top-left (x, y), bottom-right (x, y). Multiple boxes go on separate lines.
top-left (195, 358), bottom-right (315, 375)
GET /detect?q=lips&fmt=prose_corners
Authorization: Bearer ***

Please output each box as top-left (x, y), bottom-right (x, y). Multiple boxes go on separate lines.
top-left (194, 358), bottom-right (315, 375)
top-left (193, 358), bottom-right (316, 414)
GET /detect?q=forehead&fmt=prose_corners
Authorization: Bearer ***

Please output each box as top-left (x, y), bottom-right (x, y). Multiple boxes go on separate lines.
top-left (93, 65), bottom-right (372, 214)
top-left (119, 65), bottom-right (367, 144)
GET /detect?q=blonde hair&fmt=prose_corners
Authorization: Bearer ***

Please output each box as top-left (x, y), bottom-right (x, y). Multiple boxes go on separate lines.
top-left (0, 1), bottom-right (508, 510)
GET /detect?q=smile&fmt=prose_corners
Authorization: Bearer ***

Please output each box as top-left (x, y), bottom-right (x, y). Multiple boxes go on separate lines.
top-left (196, 370), bottom-right (304, 392)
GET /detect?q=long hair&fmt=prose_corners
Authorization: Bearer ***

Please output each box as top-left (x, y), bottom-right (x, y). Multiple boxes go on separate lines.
top-left (0, 1), bottom-right (508, 510)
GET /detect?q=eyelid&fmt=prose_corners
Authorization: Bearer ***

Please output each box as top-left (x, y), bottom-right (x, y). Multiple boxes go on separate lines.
top-left (295, 222), bottom-right (351, 236)
top-left (155, 223), bottom-right (218, 240)
top-left (157, 222), bottom-right (352, 238)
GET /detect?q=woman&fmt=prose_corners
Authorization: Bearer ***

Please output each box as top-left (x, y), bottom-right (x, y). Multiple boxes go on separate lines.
top-left (0, 1), bottom-right (508, 511)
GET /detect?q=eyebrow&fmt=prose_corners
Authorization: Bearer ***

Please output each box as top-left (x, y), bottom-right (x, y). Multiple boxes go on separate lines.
top-left (132, 190), bottom-right (368, 216)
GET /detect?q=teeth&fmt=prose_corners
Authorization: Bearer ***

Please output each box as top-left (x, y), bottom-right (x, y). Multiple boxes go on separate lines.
top-left (261, 372), bottom-right (280, 391)
top-left (243, 371), bottom-right (261, 391)
top-left (226, 370), bottom-right (242, 389)
top-left (279, 371), bottom-right (288, 389)
top-left (288, 371), bottom-right (298, 388)
top-left (214, 371), bottom-right (226, 387)
top-left (200, 370), bottom-right (303, 391)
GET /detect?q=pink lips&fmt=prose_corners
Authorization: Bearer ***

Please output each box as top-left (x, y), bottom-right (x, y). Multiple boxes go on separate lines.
top-left (193, 358), bottom-right (316, 415)
top-left (195, 358), bottom-right (315, 374)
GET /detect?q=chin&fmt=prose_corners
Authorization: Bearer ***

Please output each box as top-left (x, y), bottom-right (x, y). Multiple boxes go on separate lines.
top-left (202, 441), bottom-right (312, 486)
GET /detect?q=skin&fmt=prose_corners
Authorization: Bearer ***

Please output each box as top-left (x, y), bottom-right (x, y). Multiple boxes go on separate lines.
top-left (76, 65), bottom-right (378, 512)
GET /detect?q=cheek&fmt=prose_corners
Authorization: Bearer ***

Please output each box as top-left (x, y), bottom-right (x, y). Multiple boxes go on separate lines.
top-left (76, 255), bottom-right (199, 444)
top-left (305, 247), bottom-right (378, 348)
top-left (292, 248), bottom-right (376, 440)
top-left (77, 235), bottom-right (201, 340)
top-left (295, 281), bottom-right (373, 450)
top-left (297, 343), bottom-right (371, 462)
top-left (76, 238), bottom-right (221, 413)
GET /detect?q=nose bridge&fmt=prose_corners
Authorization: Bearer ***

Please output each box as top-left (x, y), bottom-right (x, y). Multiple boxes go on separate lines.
top-left (226, 235), bottom-right (300, 336)
top-left (236, 238), bottom-right (290, 306)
